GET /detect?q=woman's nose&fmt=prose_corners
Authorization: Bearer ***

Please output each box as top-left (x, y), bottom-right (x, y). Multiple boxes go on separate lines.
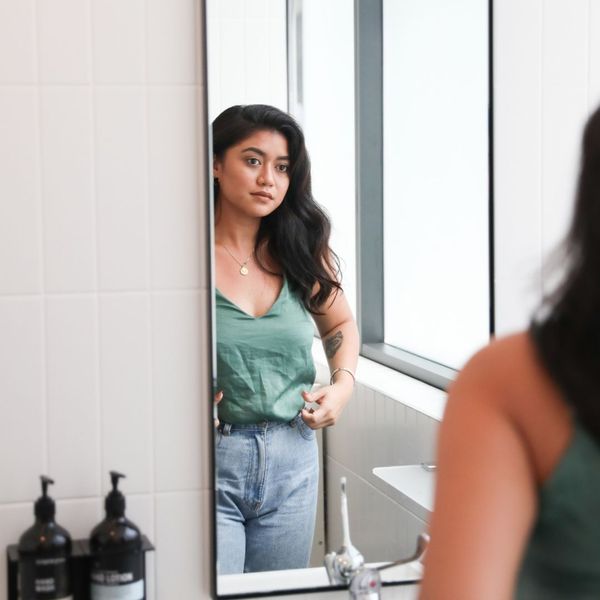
top-left (258, 165), bottom-right (274, 186)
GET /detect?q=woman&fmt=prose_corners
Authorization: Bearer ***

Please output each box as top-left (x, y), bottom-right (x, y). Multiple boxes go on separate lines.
top-left (420, 105), bottom-right (600, 599)
top-left (212, 104), bottom-right (359, 575)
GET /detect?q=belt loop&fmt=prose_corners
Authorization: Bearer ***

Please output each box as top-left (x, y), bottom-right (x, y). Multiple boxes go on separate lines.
top-left (222, 423), bottom-right (232, 436)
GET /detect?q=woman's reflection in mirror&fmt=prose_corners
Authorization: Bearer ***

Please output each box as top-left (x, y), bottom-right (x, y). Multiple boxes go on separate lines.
top-left (211, 105), bottom-right (359, 575)
top-left (421, 104), bottom-right (600, 599)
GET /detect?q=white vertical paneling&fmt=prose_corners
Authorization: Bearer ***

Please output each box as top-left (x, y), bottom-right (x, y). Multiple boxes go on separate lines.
top-left (95, 88), bottom-right (148, 291)
top-left (541, 1), bottom-right (589, 292)
top-left (99, 295), bottom-right (153, 494)
top-left (0, 0), bottom-right (36, 83)
top-left (147, 87), bottom-right (203, 290)
top-left (0, 89), bottom-right (41, 294)
top-left (92, 0), bottom-right (145, 84)
top-left (147, 0), bottom-right (198, 84)
top-left (36, 0), bottom-right (91, 83)
top-left (41, 87), bottom-right (95, 293)
top-left (153, 291), bottom-right (208, 492)
top-left (0, 299), bottom-right (44, 503)
top-left (46, 297), bottom-right (100, 499)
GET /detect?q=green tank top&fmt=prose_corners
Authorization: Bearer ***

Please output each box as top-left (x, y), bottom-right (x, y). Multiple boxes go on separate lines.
top-left (215, 277), bottom-right (316, 424)
top-left (516, 421), bottom-right (600, 599)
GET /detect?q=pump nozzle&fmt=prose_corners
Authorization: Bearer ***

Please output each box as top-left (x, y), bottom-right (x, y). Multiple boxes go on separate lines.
top-left (35, 475), bottom-right (56, 521)
top-left (110, 471), bottom-right (126, 491)
top-left (106, 471), bottom-right (127, 518)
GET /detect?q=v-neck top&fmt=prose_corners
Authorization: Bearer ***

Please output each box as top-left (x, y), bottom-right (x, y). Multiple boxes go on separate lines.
top-left (215, 278), bottom-right (316, 424)
top-left (515, 421), bottom-right (600, 599)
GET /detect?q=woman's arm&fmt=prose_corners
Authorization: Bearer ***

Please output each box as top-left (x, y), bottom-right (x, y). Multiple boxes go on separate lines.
top-left (301, 287), bottom-right (359, 429)
top-left (419, 347), bottom-right (537, 600)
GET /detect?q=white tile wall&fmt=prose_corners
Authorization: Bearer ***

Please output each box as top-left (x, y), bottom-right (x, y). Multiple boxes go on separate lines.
top-left (494, 0), bottom-right (600, 333)
top-left (0, 1), bottom-right (211, 598)
top-left (2, 1), bottom-right (599, 599)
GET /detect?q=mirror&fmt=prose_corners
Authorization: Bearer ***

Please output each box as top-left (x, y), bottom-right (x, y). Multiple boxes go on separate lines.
top-left (206, 0), bottom-right (490, 595)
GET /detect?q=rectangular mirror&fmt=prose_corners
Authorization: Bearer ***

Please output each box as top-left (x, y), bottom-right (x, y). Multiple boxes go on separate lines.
top-left (206, 0), bottom-right (491, 596)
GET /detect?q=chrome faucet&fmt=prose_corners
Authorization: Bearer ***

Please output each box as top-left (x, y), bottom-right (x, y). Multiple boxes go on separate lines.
top-left (324, 477), bottom-right (365, 585)
top-left (324, 476), bottom-right (429, 598)
top-left (348, 533), bottom-right (429, 600)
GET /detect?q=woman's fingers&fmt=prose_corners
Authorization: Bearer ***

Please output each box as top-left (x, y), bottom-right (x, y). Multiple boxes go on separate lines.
top-left (214, 390), bottom-right (223, 428)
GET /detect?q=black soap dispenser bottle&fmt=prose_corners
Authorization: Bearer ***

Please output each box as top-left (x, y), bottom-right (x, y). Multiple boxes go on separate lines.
top-left (89, 471), bottom-right (144, 600)
top-left (18, 475), bottom-right (72, 600)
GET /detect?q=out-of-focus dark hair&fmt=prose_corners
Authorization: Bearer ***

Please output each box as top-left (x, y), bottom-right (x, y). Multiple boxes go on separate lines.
top-left (212, 104), bottom-right (341, 313)
top-left (531, 104), bottom-right (600, 440)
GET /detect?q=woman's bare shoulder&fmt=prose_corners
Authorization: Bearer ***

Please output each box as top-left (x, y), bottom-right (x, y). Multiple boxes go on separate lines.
top-left (451, 331), bottom-right (557, 410)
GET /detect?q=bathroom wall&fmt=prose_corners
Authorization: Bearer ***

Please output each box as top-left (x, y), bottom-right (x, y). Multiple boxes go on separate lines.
top-left (0, 0), bottom-right (212, 598)
top-left (494, 0), bottom-right (600, 335)
top-left (1, 1), bottom-right (599, 600)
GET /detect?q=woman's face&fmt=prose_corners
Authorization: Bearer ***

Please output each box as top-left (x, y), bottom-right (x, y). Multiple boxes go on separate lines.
top-left (213, 129), bottom-right (290, 219)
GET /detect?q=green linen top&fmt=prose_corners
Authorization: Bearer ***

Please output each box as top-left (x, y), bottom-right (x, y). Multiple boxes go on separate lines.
top-left (515, 421), bottom-right (600, 599)
top-left (215, 277), bottom-right (316, 424)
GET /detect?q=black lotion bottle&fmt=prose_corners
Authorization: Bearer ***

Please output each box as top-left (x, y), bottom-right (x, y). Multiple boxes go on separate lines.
top-left (18, 476), bottom-right (72, 600)
top-left (89, 471), bottom-right (144, 600)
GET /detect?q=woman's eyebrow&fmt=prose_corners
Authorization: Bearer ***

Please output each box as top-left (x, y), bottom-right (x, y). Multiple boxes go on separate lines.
top-left (241, 146), bottom-right (289, 161)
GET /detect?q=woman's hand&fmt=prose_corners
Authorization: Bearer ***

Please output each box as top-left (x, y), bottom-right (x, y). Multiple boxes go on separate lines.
top-left (214, 390), bottom-right (223, 428)
top-left (300, 379), bottom-right (353, 429)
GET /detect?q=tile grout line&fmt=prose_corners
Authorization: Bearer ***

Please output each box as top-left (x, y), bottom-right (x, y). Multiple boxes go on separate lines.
top-left (32, 0), bottom-right (49, 480)
top-left (88, 0), bottom-right (103, 499)
top-left (143, 2), bottom-right (159, 596)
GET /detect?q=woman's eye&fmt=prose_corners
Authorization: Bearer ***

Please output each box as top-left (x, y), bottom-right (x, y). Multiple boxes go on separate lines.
top-left (247, 157), bottom-right (260, 166)
top-left (277, 164), bottom-right (289, 173)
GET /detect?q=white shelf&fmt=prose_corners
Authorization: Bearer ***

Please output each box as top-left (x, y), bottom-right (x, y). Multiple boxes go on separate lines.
top-left (372, 465), bottom-right (436, 522)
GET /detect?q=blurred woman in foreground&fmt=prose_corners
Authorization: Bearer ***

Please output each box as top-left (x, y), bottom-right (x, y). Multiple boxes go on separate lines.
top-left (421, 105), bottom-right (600, 599)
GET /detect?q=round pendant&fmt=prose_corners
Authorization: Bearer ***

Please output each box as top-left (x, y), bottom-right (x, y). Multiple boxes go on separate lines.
top-left (240, 265), bottom-right (249, 276)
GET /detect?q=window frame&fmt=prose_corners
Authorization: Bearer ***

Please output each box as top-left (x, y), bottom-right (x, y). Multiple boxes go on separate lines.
top-left (354, 0), bottom-right (495, 391)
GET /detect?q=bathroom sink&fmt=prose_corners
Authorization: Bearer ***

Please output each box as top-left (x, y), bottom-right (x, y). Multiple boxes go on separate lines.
top-left (372, 465), bottom-right (436, 521)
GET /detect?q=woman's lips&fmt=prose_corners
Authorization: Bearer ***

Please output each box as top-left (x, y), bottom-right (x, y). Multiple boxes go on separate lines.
top-left (251, 191), bottom-right (273, 200)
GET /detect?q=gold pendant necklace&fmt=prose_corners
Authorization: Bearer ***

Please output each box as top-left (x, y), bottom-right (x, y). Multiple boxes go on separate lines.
top-left (222, 245), bottom-right (252, 276)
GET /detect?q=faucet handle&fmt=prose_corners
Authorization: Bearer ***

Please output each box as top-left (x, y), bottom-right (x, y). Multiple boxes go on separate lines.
top-left (376, 532), bottom-right (430, 572)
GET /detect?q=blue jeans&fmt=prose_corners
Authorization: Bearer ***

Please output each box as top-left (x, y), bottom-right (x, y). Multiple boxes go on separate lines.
top-left (215, 413), bottom-right (319, 574)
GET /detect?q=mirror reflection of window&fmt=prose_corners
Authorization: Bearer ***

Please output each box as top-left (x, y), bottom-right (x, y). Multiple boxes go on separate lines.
top-left (382, 0), bottom-right (490, 370)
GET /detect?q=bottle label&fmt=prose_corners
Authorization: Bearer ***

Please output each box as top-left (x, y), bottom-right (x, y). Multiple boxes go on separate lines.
top-left (90, 553), bottom-right (144, 600)
top-left (19, 556), bottom-right (71, 599)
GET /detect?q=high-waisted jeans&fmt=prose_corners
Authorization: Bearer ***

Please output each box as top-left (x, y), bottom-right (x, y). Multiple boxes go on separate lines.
top-left (215, 413), bottom-right (319, 574)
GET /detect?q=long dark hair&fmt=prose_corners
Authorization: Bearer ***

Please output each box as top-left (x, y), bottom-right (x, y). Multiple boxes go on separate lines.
top-left (212, 104), bottom-right (341, 314)
top-left (531, 104), bottom-right (600, 440)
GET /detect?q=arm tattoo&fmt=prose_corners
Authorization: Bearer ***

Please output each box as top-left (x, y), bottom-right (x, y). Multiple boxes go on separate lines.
top-left (325, 331), bottom-right (343, 359)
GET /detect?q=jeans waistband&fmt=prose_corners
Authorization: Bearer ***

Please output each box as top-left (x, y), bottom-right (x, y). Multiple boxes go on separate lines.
top-left (218, 413), bottom-right (302, 436)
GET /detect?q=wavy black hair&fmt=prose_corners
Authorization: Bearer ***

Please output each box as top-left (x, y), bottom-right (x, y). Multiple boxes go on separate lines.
top-left (531, 104), bottom-right (600, 441)
top-left (212, 104), bottom-right (341, 314)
